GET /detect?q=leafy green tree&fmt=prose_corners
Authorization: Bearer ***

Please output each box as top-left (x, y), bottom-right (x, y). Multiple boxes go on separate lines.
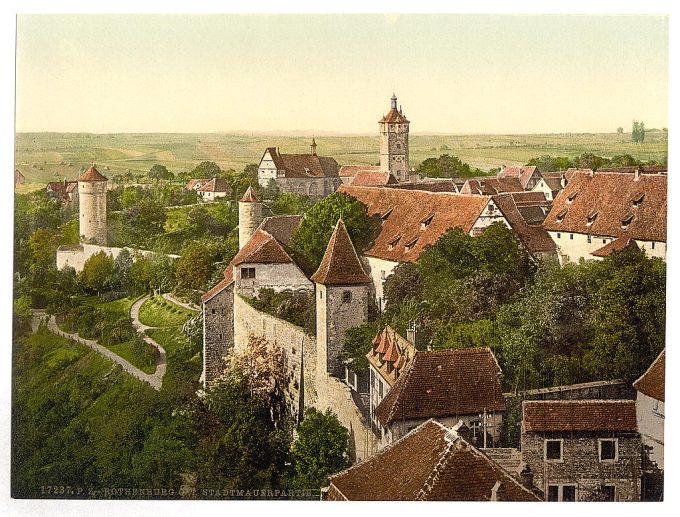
top-left (340, 320), bottom-right (383, 373)
top-left (382, 262), bottom-right (422, 310)
top-left (632, 120), bottom-right (646, 143)
top-left (291, 408), bottom-right (350, 490)
top-left (617, 126), bottom-right (624, 134)
top-left (113, 248), bottom-right (134, 294)
top-left (262, 178), bottom-right (279, 200)
top-left (121, 197), bottom-right (167, 246)
top-left (289, 192), bottom-right (379, 273)
top-left (417, 154), bottom-right (481, 178)
top-left (148, 164), bottom-right (174, 181)
top-left (175, 240), bottom-right (222, 290)
top-left (573, 152), bottom-right (609, 171)
top-left (432, 319), bottom-right (496, 350)
top-left (191, 161), bottom-right (221, 179)
top-left (271, 192), bottom-right (311, 215)
top-left (609, 154), bottom-right (639, 167)
top-left (79, 251), bottom-right (115, 294)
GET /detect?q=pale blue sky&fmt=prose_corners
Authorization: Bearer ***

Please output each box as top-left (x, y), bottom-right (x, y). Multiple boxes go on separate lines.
top-left (16, 14), bottom-right (668, 133)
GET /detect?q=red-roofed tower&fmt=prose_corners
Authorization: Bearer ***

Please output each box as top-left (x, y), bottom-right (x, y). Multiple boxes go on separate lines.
top-left (312, 219), bottom-right (371, 377)
top-left (379, 93), bottom-right (410, 182)
top-left (78, 165), bottom-right (108, 245)
top-left (238, 186), bottom-right (263, 250)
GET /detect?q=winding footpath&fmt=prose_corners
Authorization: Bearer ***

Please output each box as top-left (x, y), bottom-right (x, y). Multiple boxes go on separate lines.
top-left (30, 295), bottom-right (169, 391)
top-left (161, 292), bottom-right (200, 312)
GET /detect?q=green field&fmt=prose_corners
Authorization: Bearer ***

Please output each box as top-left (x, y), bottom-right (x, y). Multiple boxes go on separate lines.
top-left (138, 295), bottom-right (197, 328)
top-left (14, 130), bottom-right (668, 187)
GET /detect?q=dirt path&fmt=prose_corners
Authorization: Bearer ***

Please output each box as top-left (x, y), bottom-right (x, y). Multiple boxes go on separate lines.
top-left (162, 292), bottom-right (200, 312)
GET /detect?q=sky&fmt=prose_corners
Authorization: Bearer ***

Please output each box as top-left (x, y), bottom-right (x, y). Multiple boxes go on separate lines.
top-left (15, 13), bottom-right (668, 134)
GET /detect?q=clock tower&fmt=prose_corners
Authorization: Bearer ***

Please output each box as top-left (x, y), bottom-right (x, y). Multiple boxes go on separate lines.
top-left (379, 93), bottom-right (410, 182)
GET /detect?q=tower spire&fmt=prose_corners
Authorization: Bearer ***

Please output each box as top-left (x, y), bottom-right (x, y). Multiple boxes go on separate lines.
top-left (311, 136), bottom-right (317, 156)
top-left (391, 92), bottom-right (398, 110)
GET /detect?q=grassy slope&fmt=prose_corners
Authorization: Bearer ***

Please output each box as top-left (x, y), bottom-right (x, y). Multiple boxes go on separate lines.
top-left (145, 327), bottom-right (187, 355)
top-left (14, 131), bottom-right (668, 186)
top-left (138, 295), bottom-right (197, 328)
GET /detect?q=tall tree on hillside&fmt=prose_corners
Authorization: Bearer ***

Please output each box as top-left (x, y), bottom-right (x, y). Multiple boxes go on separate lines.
top-left (148, 164), bottom-right (174, 181)
top-left (632, 120), bottom-right (646, 143)
top-left (79, 251), bottom-right (115, 295)
top-left (191, 161), bottom-right (221, 179)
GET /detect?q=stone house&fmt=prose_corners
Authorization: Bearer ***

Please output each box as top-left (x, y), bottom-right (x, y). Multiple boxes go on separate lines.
top-left (46, 178), bottom-right (79, 203)
top-left (497, 165), bottom-right (542, 190)
top-left (337, 185), bottom-right (512, 311)
top-left (366, 326), bottom-right (417, 432)
top-left (542, 169), bottom-right (667, 263)
top-left (373, 347), bottom-right (506, 449)
top-left (521, 400), bottom-right (642, 501)
top-left (256, 141), bottom-right (341, 199)
top-left (633, 349), bottom-right (665, 500)
top-left (324, 419), bottom-right (541, 501)
top-left (197, 177), bottom-right (232, 202)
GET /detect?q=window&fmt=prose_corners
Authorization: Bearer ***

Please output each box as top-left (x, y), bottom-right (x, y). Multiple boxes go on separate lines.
top-left (548, 485), bottom-right (576, 502)
top-left (545, 439), bottom-right (563, 461)
top-left (586, 211), bottom-right (598, 225)
top-left (211, 309), bottom-right (216, 315)
top-left (420, 213), bottom-right (435, 230)
top-left (557, 233), bottom-right (561, 239)
top-left (600, 485), bottom-right (616, 501)
top-left (567, 192), bottom-right (578, 203)
top-left (632, 192), bottom-right (645, 207)
top-left (652, 242), bottom-right (656, 250)
top-left (342, 291), bottom-right (352, 304)
top-left (380, 270), bottom-right (386, 281)
top-left (621, 214), bottom-right (634, 229)
top-left (587, 235), bottom-right (592, 244)
top-left (556, 209), bottom-right (567, 223)
top-left (218, 333), bottom-right (223, 340)
top-left (241, 267), bottom-right (256, 279)
top-left (570, 234), bottom-right (574, 240)
top-left (599, 439), bottom-right (618, 461)
top-left (378, 380), bottom-right (384, 398)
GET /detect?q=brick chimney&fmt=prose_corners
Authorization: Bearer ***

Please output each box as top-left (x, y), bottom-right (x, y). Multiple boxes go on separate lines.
top-left (634, 168), bottom-right (641, 181)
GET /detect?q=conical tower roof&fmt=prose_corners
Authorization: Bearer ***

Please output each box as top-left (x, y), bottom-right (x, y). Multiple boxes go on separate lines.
top-left (311, 219), bottom-right (371, 285)
top-left (78, 165), bottom-right (108, 182)
top-left (240, 186), bottom-right (259, 203)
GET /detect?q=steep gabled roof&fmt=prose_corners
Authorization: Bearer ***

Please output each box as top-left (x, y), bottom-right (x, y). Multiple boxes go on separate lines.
top-left (264, 147), bottom-right (339, 178)
top-left (201, 277), bottom-right (234, 302)
top-left (326, 420), bottom-right (540, 501)
top-left (492, 194), bottom-right (556, 256)
top-left (366, 326), bottom-right (417, 387)
top-left (461, 177), bottom-right (524, 196)
top-left (522, 400), bottom-right (638, 432)
top-left (543, 170), bottom-right (667, 242)
top-left (78, 166), bottom-right (108, 182)
top-left (379, 107), bottom-right (410, 124)
top-left (497, 166), bottom-right (538, 189)
top-left (375, 348), bottom-right (505, 427)
top-left (186, 178), bottom-right (209, 190)
top-left (310, 219), bottom-right (371, 285)
top-left (198, 177), bottom-right (232, 194)
top-left (633, 350), bottom-right (665, 402)
top-left (338, 185), bottom-right (491, 263)
top-left (257, 215), bottom-right (302, 246)
top-left (232, 229), bottom-right (294, 266)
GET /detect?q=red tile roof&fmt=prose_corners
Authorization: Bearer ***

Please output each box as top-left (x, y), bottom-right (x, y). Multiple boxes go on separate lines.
top-left (232, 229), bottom-right (294, 266)
top-left (461, 177), bottom-right (524, 195)
top-left (327, 420), bottom-right (540, 501)
top-left (375, 348), bottom-right (505, 427)
top-left (201, 277), bottom-right (233, 302)
top-left (497, 166), bottom-right (538, 189)
top-left (388, 179), bottom-right (458, 193)
top-left (633, 350), bottom-right (665, 402)
top-left (597, 165), bottom-right (667, 174)
top-left (522, 400), bottom-right (638, 432)
top-left (338, 185), bottom-right (491, 263)
top-left (186, 178), bottom-right (209, 190)
top-left (380, 107), bottom-right (410, 124)
top-left (349, 169), bottom-right (398, 187)
top-left (311, 219), bottom-right (371, 285)
top-left (543, 170), bottom-right (667, 242)
top-left (265, 147), bottom-right (339, 178)
top-left (239, 186), bottom-right (259, 202)
top-left (47, 180), bottom-right (78, 194)
top-left (257, 215), bottom-right (302, 246)
top-left (492, 194), bottom-right (556, 255)
top-left (338, 165), bottom-right (382, 178)
top-left (590, 236), bottom-right (639, 257)
top-left (197, 177), bottom-right (232, 194)
top-left (367, 326), bottom-right (417, 386)
top-left (78, 166), bottom-right (108, 182)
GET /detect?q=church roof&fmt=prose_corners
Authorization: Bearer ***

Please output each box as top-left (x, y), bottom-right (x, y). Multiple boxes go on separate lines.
top-left (78, 166), bottom-right (108, 182)
top-left (264, 147), bottom-right (339, 178)
top-left (240, 186), bottom-right (259, 203)
top-left (311, 219), bottom-right (371, 285)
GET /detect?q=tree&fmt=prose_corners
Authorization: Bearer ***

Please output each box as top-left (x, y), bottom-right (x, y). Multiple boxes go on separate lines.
top-left (148, 164), bottom-right (174, 181)
top-left (417, 154), bottom-right (481, 179)
top-left (617, 127), bottom-right (624, 134)
top-left (632, 120), bottom-right (646, 143)
top-left (113, 248), bottom-right (134, 294)
top-left (191, 161), bottom-right (221, 179)
top-left (271, 192), bottom-right (311, 215)
top-left (79, 251), bottom-right (115, 294)
top-left (121, 197), bottom-right (166, 246)
top-left (175, 240), bottom-right (222, 290)
top-left (382, 262), bottom-right (422, 310)
top-left (289, 192), bottom-right (379, 273)
top-left (340, 321), bottom-right (383, 373)
top-left (291, 408), bottom-right (350, 490)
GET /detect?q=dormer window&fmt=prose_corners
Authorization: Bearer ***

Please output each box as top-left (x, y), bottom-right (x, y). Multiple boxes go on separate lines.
top-left (304, 167), bottom-right (311, 174)
top-left (621, 214), bottom-right (634, 229)
top-left (567, 192), bottom-right (578, 204)
top-left (420, 213), bottom-right (435, 230)
top-left (586, 211), bottom-right (598, 226)
top-left (387, 234), bottom-right (401, 251)
top-left (381, 207), bottom-right (394, 223)
top-left (404, 236), bottom-right (419, 253)
top-left (555, 209), bottom-right (567, 223)
top-left (488, 203), bottom-right (496, 213)
top-left (632, 192), bottom-right (645, 207)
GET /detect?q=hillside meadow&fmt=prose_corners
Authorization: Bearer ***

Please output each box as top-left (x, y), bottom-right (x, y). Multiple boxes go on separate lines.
top-left (15, 130), bottom-right (668, 186)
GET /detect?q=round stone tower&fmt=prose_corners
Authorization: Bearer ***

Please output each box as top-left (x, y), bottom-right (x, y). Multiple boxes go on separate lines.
top-left (238, 186), bottom-right (263, 249)
top-left (78, 165), bottom-right (108, 245)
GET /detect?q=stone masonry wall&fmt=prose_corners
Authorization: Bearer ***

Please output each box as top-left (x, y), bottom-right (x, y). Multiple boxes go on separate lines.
top-left (521, 431), bottom-right (642, 501)
top-left (203, 283), bottom-right (235, 387)
top-left (56, 243), bottom-right (180, 273)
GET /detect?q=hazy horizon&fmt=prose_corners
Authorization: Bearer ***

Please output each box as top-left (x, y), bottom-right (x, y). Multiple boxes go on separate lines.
top-left (16, 14), bottom-right (668, 134)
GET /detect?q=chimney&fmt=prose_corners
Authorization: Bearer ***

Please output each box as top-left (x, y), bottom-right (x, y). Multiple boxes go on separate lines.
top-left (560, 173), bottom-right (567, 188)
top-left (519, 464), bottom-right (534, 489)
top-left (634, 168), bottom-right (641, 181)
top-left (490, 481), bottom-right (505, 501)
top-left (406, 320), bottom-right (417, 344)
